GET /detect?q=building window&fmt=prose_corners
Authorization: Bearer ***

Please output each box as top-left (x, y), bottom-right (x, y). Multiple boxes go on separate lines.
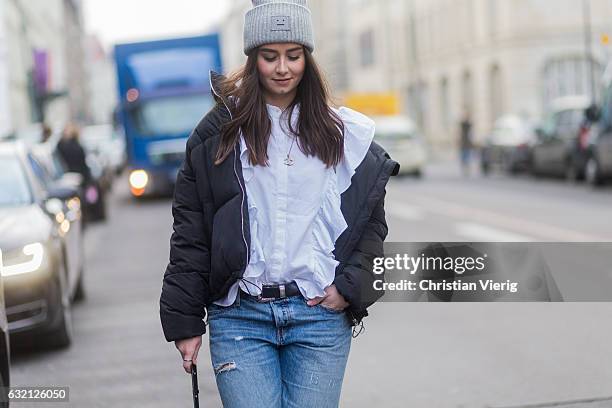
top-left (462, 69), bottom-right (473, 116)
top-left (409, 81), bottom-right (429, 131)
top-left (487, 0), bottom-right (499, 37)
top-left (489, 64), bottom-right (503, 123)
top-left (359, 29), bottom-right (375, 67)
top-left (440, 77), bottom-right (451, 129)
top-left (542, 56), bottom-right (603, 110)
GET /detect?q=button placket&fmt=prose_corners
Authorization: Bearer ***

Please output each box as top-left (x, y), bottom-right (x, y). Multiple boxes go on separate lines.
top-left (269, 114), bottom-right (289, 282)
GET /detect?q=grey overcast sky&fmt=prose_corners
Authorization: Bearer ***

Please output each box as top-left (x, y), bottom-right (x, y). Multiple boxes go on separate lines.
top-left (83, 0), bottom-right (230, 50)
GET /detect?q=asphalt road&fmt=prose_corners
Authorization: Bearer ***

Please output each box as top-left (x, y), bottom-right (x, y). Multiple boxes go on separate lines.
top-left (9, 157), bottom-right (612, 407)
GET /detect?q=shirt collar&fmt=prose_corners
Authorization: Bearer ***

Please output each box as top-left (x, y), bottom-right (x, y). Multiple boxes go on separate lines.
top-left (266, 102), bottom-right (301, 118)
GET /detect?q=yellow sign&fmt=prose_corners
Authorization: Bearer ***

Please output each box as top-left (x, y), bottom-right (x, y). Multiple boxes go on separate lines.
top-left (343, 93), bottom-right (401, 116)
top-left (602, 34), bottom-right (610, 46)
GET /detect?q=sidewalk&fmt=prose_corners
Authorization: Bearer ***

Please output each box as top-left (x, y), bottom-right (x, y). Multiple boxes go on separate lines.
top-left (494, 396), bottom-right (612, 407)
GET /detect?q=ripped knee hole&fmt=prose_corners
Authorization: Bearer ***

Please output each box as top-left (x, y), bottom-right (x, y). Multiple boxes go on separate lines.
top-left (213, 361), bottom-right (237, 375)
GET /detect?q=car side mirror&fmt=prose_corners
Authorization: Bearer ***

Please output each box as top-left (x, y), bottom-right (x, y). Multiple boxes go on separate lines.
top-left (57, 172), bottom-right (83, 189)
top-left (585, 105), bottom-right (601, 123)
top-left (47, 185), bottom-right (79, 202)
top-left (535, 128), bottom-right (547, 141)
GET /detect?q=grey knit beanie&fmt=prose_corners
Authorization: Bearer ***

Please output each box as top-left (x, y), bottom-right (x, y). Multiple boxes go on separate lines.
top-left (243, 0), bottom-right (315, 55)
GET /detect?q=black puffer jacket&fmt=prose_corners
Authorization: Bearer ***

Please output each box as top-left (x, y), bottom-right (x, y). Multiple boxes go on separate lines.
top-left (160, 71), bottom-right (400, 342)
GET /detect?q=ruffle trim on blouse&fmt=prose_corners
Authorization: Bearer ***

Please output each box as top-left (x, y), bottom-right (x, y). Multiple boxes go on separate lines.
top-left (238, 138), bottom-right (266, 294)
top-left (239, 201), bottom-right (267, 295)
top-left (310, 107), bottom-right (375, 294)
top-left (239, 132), bottom-right (254, 184)
top-left (309, 172), bottom-right (346, 295)
top-left (333, 106), bottom-right (376, 195)
top-left (237, 106), bottom-right (375, 299)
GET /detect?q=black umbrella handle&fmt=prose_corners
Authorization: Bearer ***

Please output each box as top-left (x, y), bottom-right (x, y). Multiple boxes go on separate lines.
top-left (191, 364), bottom-right (200, 408)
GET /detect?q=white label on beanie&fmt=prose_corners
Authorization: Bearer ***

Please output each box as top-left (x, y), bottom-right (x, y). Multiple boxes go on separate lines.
top-left (271, 16), bottom-right (291, 31)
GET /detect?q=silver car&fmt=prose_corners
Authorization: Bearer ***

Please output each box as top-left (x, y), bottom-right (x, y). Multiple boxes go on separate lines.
top-left (371, 115), bottom-right (427, 177)
top-left (0, 142), bottom-right (84, 348)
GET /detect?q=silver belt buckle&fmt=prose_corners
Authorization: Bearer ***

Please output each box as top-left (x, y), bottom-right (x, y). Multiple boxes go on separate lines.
top-left (279, 284), bottom-right (286, 298)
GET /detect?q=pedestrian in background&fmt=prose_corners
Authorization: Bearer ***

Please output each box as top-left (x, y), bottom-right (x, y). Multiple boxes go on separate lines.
top-left (159, 0), bottom-right (399, 407)
top-left (459, 109), bottom-right (474, 177)
top-left (57, 123), bottom-right (92, 183)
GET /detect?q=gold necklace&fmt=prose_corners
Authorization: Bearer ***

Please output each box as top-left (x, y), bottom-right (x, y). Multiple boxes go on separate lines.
top-left (270, 103), bottom-right (297, 166)
top-left (284, 135), bottom-right (296, 166)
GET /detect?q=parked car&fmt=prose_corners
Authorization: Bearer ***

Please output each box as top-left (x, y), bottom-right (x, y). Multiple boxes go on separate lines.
top-left (581, 65), bottom-right (612, 186)
top-left (481, 115), bottom-right (536, 175)
top-left (0, 263), bottom-right (10, 402)
top-left (531, 96), bottom-right (591, 180)
top-left (372, 115), bottom-right (427, 177)
top-left (0, 141), bottom-right (85, 348)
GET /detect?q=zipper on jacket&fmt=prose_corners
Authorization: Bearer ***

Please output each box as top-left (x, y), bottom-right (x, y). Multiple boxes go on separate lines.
top-left (209, 72), bottom-right (250, 269)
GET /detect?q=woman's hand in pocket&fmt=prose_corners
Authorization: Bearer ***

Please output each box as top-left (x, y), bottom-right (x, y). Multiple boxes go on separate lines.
top-left (306, 284), bottom-right (349, 311)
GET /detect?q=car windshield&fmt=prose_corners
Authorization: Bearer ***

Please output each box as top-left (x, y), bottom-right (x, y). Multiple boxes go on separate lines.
top-left (491, 126), bottom-right (527, 143)
top-left (0, 155), bottom-right (33, 207)
top-left (130, 94), bottom-right (214, 136)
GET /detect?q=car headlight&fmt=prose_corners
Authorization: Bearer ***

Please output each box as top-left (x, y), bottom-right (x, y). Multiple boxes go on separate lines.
top-left (129, 169), bottom-right (149, 196)
top-left (67, 197), bottom-right (81, 212)
top-left (0, 243), bottom-right (45, 277)
top-left (129, 170), bottom-right (148, 189)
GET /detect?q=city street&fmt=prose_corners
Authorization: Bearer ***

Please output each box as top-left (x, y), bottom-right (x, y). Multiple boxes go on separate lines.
top-left (4, 1), bottom-right (612, 407)
top-left (10, 156), bottom-right (612, 408)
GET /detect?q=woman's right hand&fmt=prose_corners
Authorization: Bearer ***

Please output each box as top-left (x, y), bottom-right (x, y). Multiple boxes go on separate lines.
top-left (175, 336), bottom-right (202, 374)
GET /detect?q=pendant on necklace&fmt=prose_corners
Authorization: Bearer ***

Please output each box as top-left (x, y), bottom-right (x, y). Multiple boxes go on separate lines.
top-left (284, 156), bottom-right (295, 166)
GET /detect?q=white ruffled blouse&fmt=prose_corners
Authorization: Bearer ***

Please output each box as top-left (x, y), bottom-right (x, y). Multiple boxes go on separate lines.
top-left (213, 103), bottom-right (375, 306)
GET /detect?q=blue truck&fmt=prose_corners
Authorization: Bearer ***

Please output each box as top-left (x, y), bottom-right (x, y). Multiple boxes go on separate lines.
top-left (114, 34), bottom-right (222, 196)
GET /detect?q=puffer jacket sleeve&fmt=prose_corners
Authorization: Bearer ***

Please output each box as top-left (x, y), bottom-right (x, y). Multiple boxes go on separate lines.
top-left (160, 128), bottom-right (212, 342)
top-left (333, 189), bottom-right (388, 312)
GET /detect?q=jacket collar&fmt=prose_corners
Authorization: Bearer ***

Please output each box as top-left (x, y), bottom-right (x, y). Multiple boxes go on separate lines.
top-left (209, 70), bottom-right (233, 117)
top-left (209, 70), bottom-right (226, 99)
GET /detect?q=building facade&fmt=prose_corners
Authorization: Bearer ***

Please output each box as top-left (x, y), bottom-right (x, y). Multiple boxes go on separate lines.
top-left (222, 0), bottom-right (612, 148)
top-left (0, 0), bottom-right (11, 136)
top-left (339, 0), bottom-right (612, 147)
top-left (84, 34), bottom-right (116, 125)
top-left (0, 0), bottom-right (88, 136)
top-left (63, 0), bottom-right (89, 123)
top-left (308, 0), bottom-right (351, 99)
top-left (220, 0), bottom-right (250, 74)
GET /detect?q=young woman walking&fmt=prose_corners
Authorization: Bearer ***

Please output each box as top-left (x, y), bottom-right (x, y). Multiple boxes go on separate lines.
top-left (160, 1), bottom-right (399, 406)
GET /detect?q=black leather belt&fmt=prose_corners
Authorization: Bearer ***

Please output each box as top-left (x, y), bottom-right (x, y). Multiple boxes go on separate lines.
top-left (256, 281), bottom-right (301, 301)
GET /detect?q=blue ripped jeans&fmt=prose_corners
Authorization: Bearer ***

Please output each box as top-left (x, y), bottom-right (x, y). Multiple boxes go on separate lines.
top-left (207, 289), bottom-right (352, 408)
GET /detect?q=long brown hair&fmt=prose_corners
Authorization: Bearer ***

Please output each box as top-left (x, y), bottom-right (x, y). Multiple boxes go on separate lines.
top-left (213, 48), bottom-right (345, 169)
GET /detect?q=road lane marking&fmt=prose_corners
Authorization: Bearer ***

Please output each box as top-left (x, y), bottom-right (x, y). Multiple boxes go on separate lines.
top-left (454, 222), bottom-right (535, 242)
top-left (388, 196), bottom-right (611, 242)
top-left (386, 202), bottom-right (425, 221)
